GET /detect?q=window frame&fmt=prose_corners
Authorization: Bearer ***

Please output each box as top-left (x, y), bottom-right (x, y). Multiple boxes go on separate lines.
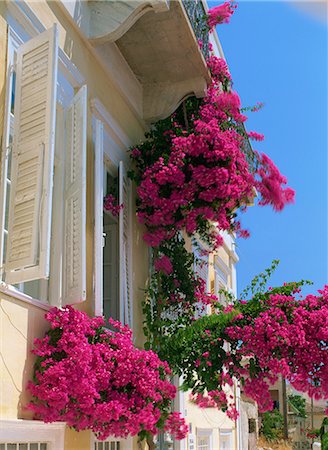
top-left (91, 99), bottom-right (133, 326)
top-left (0, 420), bottom-right (65, 450)
top-left (196, 429), bottom-right (212, 450)
top-left (0, 13), bottom-right (84, 308)
top-left (90, 434), bottom-right (133, 450)
top-left (218, 429), bottom-right (233, 450)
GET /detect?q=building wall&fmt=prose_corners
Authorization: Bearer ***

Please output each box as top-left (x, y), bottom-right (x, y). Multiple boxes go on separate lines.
top-left (0, 1), bottom-right (148, 448)
top-left (0, 2), bottom-right (242, 450)
top-left (183, 232), bottom-right (241, 450)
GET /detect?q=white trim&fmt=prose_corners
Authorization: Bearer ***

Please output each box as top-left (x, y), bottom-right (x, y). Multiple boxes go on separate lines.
top-left (0, 27), bottom-right (23, 280)
top-left (219, 429), bottom-right (233, 450)
top-left (90, 435), bottom-right (133, 450)
top-left (0, 282), bottom-right (50, 310)
top-left (5, 0), bottom-right (84, 88)
top-left (93, 118), bottom-right (104, 316)
top-left (90, 98), bottom-right (132, 153)
top-left (196, 428), bottom-right (212, 450)
top-left (0, 420), bottom-right (65, 449)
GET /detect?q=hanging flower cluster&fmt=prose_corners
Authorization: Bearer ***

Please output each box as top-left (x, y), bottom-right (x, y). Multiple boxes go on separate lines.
top-left (130, 53), bottom-right (295, 357)
top-left (161, 281), bottom-right (328, 417)
top-left (207, 1), bottom-right (237, 28)
top-left (131, 53), bottom-right (294, 251)
top-left (103, 194), bottom-right (123, 217)
top-left (127, 5), bottom-right (296, 412)
top-left (226, 285), bottom-right (328, 411)
top-left (27, 307), bottom-right (187, 441)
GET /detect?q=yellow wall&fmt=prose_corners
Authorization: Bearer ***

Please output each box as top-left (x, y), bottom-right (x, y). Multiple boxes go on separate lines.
top-left (64, 428), bottom-right (91, 450)
top-left (0, 295), bottom-right (49, 419)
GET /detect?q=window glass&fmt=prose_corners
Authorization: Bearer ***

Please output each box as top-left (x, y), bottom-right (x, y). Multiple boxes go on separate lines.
top-left (103, 169), bottom-right (119, 321)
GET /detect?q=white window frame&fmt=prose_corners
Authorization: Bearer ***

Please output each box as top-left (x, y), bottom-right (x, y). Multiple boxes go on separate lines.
top-left (196, 429), bottom-right (212, 450)
top-left (219, 429), bottom-right (233, 450)
top-left (91, 99), bottom-right (133, 327)
top-left (192, 241), bottom-right (210, 318)
top-left (0, 8), bottom-right (84, 308)
top-left (0, 420), bottom-right (65, 450)
top-left (90, 435), bottom-right (133, 450)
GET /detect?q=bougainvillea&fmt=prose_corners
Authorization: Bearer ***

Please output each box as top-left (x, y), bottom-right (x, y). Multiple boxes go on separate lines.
top-left (129, 29), bottom-right (295, 358)
top-left (207, 1), bottom-right (237, 28)
top-left (27, 307), bottom-right (187, 441)
top-left (103, 194), bottom-right (123, 217)
top-left (160, 275), bottom-right (328, 417)
top-left (124, 4), bottom-right (298, 427)
top-left (130, 53), bottom-right (294, 251)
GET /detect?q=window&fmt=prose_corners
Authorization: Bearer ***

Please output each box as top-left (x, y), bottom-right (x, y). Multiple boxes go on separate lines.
top-left (94, 443), bottom-right (120, 450)
top-left (219, 430), bottom-right (232, 450)
top-left (213, 255), bottom-right (230, 307)
top-left (103, 165), bottom-right (120, 321)
top-left (193, 243), bottom-right (209, 318)
top-left (0, 444), bottom-right (47, 450)
top-left (197, 430), bottom-right (212, 450)
top-left (0, 420), bottom-right (64, 450)
top-left (0, 26), bottom-right (86, 306)
top-left (92, 437), bottom-right (133, 450)
top-left (92, 110), bottom-right (132, 327)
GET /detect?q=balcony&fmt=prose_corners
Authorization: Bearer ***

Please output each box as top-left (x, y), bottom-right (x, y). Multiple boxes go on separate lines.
top-left (181, 0), bottom-right (210, 60)
top-left (60, 0), bottom-right (211, 121)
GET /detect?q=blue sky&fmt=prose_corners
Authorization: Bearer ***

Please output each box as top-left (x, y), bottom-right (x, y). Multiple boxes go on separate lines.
top-left (210, 1), bottom-right (328, 295)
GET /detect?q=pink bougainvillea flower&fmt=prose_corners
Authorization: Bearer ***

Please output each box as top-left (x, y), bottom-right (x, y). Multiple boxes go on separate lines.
top-left (154, 255), bottom-right (174, 275)
top-left (207, 1), bottom-right (237, 28)
top-left (27, 307), bottom-right (187, 441)
top-left (255, 153), bottom-right (295, 211)
top-left (103, 194), bottom-right (123, 217)
top-left (248, 131), bottom-right (265, 141)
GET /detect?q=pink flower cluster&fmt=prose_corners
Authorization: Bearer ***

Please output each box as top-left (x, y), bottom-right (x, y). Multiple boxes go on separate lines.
top-left (154, 255), bottom-right (173, 275)
top-left (225, 287), bottom-right (328, 411)
top-left (133, 54), bottom-right (294, 249)
top-left (104, 194), bottom-right (123, 217)
top-left (164, 412), bottom-right (189, 440)
top-left (255, 153), bottom-right (295, 211)
top-left (189, 390), bottom-right (228, 409)
top-left (207, 2), bottom-right (237, 29)
top-left (27, 307), bottom-right (187, 441)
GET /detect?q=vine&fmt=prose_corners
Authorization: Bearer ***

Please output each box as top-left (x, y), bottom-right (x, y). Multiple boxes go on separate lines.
top-left (129, 19), bottom-right (295, 354)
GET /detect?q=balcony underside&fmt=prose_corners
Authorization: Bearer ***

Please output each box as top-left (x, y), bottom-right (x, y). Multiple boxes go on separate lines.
top-left (88, 0), bottom-right (210, 121)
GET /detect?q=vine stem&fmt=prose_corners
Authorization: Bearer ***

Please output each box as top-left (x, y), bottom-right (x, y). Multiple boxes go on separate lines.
top-left (146, 434), bottom-right (157, 450)
top-left (182, 100), bottom-right (189, 130)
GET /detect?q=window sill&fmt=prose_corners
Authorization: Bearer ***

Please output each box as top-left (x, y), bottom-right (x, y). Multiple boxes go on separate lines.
top-left (0, 282), bottom-right (50, 311)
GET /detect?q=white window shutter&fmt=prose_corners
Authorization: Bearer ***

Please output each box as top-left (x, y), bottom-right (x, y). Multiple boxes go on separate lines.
top-left (5, 26), bottom-right (58, 284)
top-left (62, 85), bottom-right (87, 305)
top-left (194, 246), bottom-right (209, 318)
top-left (119, 160), bottom-right (133, 327)
top-left (194, 247), bottom-right (209, 291)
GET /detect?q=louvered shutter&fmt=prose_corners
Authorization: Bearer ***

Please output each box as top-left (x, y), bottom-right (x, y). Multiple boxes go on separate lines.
top-left (194, 247), bottom-right (209, 290)
top-left (5, 26), bottom-right (58, 284)
top-left (119, 161), bottom-right (132, 327)
top-left (62, 85), bottom-right (87, 305)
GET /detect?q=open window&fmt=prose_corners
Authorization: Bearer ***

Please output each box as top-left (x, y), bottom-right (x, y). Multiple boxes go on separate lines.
top-left (0, 26), bottom-right (87, 306)
top-left (193, 243), bottom-right (209, 318)
top-left (93, 115), bottom-right (132, 327)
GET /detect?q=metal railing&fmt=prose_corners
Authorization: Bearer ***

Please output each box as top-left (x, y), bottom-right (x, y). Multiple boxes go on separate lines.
top-left (238, 123), bottom-right (259, 173)
top-left (181, 0), bottom-right (210, 59)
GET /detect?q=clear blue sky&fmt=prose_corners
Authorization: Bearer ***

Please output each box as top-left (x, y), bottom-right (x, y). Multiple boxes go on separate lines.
top-left (210, 1), bottom-right (328, 295)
